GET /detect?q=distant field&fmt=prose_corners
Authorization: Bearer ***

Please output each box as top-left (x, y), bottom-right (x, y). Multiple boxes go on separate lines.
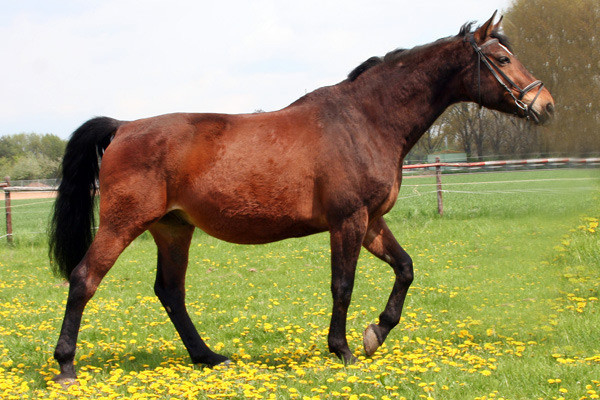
top-left (0, 168), bottom-right (599, 399)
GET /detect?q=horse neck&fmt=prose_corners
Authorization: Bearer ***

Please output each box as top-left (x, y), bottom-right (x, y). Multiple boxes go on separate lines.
top-left (345, 38), bottom-right (470, 158)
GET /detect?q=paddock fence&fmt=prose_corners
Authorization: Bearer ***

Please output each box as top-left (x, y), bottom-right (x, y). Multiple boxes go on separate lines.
top-left (1, 157), bottom-right (599, 243)
top-left (403, 157), bottom-right (600, 215)
top-left (1, 177), bottom-right (57, 243)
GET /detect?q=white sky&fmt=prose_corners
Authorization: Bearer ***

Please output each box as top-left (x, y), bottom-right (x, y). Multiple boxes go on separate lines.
top-left (1, 0), bottom-right (511, 139)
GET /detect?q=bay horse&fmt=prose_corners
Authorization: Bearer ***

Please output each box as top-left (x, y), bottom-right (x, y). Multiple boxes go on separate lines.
top-left (49, 12), bottom-right (554, 384)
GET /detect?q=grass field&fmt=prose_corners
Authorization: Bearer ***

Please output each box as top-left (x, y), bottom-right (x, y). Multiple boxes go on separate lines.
top-left (1, 168), bottom-right (599, 399)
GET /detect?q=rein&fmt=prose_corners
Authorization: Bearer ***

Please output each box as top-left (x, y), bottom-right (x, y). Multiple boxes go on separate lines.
top-left (468, 35), bottom-right (544, 123)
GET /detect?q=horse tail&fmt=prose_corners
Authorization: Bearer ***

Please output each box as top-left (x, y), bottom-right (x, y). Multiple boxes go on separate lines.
top-left (49, 117), bottom-right (123, 280)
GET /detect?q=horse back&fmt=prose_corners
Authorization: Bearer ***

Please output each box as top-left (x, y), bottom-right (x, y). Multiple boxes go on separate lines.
top-left (98, 106), bottom-right (401, 243)
top-left (99, 111), bottom-right (330, 243)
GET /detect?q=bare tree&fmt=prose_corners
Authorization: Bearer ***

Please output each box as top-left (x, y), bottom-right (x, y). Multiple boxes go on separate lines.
top-left (445, 103), bottom-right (479, 159)
top-left (411, 114), bottom-right (449, 160)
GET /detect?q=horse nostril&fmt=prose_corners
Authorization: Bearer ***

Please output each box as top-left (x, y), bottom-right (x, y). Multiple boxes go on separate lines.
top-left (546, 103), bottom-right (555, 115)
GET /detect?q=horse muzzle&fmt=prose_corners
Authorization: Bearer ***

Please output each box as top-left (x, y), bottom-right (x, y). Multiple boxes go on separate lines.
top-left (522, 88), bottom-right (555, 125)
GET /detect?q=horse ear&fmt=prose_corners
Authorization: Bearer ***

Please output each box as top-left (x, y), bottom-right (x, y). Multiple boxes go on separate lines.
top-left (474, 10), bottom-right (498, 43)
top-left (493, 15), bottom-right (504, 33)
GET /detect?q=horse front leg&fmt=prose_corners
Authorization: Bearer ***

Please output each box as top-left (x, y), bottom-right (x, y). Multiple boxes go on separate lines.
top-left (327, 210), bottom-right (369, 364)
top-left (361, 217), bottom-right (413, 356)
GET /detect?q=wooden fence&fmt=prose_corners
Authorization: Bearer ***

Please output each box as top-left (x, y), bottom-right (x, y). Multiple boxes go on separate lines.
top-left (1, 177), bottom-right (57, 244)
top-left (1, 157), bottom-right (599, 243)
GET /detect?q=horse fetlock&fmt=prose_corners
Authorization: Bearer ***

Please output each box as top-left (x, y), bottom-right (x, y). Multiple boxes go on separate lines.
top-left (54, 342), bottom-right (75, 364)
top-left (327, 340), bottom-right (356, 365)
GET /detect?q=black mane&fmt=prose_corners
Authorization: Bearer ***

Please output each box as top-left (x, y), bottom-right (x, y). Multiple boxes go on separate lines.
top-left (347, 49), bottom-right (408, 82)
top-left (490, 29), bottom-right (513, 52)
top-left (347, 56), bottom-right (384, 82)
top-left (459, 21), bottom-right (513, 52)
top-left (348, 20), bottom-right (512, 82)
top-left (458, 21), bottom-right (476, 37)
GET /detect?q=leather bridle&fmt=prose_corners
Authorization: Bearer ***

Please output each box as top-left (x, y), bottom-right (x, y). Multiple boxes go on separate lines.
top-left (468, 34), bottom-right (545, 123)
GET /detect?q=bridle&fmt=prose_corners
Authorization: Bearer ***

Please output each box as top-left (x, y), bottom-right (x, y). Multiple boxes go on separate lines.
top-left (468, 34), bottom-right (544, 123)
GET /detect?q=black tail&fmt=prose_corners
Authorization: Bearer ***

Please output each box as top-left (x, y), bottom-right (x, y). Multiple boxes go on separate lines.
top-left (49, 117), bottom-right (123, 280)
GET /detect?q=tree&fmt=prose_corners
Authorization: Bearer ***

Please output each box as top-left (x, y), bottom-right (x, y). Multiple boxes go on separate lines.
top-left (414, 2), bottom-right (600, 161)
top-left (0, 136), bottom-right (20, 160)
top-left (0, 133), bottom-right (66, 179)
top-left (409, 114), bottom-right (450, 162)
top-left (444, 103), bottom-right (479, 159)
top-left (503, 0), bottom-right (600, 155)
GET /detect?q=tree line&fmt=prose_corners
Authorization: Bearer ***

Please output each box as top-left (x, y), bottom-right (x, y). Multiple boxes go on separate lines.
top-left (410, 0), bottom-right (599, 162)
top-left (0, 133), bottom-right (66, 180)
top-left (2, 0), bottom-right (597, 178)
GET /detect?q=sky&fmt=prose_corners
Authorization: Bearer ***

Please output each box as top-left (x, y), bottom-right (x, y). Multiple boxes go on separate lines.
top-left (1, 0), bottom-right (512, 139)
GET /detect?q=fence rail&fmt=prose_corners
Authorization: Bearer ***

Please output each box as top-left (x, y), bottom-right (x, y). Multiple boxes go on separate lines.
top-left (403, 157), bottom-right (600, 170)
top-left (404, 157), bottom-right (600, 216)
top-left (2, 157), bottom-right (599, 243)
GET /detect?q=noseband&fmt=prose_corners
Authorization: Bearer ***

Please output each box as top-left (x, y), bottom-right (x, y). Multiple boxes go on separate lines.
top-left (468, 35), bottom-right (544, 122)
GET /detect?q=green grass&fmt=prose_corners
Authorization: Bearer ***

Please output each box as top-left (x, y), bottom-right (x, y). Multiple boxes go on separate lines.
top-left (0, 169), bottom-right (599, 399)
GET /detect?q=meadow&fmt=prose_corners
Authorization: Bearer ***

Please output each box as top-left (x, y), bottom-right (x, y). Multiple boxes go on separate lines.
top-left (0, 168), bottom-right (599, 400)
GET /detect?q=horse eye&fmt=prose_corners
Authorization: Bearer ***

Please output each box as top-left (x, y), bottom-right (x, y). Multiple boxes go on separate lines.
top-left (498, 56), bottom-right (511, 65)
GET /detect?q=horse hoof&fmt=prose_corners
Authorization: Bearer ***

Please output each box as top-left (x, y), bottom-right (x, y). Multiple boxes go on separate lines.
top-left (214, 358), bottom-right (232, 368)
top-left (195, 354), bottom-right (231, 368)
top-left (51, 374), bottom-right (78, 389)
top-left (363, 324), bottom-right (382, 356)
top-left (211, 354), bottom-right (231, 367)
top-left (344, 354), bottom-right (359, 365)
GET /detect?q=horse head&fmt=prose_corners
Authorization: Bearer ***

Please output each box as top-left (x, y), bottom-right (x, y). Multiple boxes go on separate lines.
top-left (464, 11), bottom-right (555, 124)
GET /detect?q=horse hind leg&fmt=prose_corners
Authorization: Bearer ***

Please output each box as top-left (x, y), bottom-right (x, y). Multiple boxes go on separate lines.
top-left (150, 213), bottom-right (229, 367)
top-left (53, 226), bottom-right (143, 384)
top-left (361, 217), bottom-right (413, 356)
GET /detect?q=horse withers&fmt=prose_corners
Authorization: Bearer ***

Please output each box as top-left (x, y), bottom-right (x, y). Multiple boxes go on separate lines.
top-left (49, 12), bottom-right (554, 384)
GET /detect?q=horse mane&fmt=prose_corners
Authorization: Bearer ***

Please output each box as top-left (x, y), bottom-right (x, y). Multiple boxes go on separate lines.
top-left (459, 21), bottom-right (513, 52)
top-left (347, 48), bottom-right (414, 82)
top-left (348, 20), bottom-right (512, 82)
top-left (490, 29), bottom-right (513, 52)
top-left (347, 56), bottom-right (385, 82)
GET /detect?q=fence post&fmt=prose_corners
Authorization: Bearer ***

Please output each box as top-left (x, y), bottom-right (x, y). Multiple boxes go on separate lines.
top-left (4, 176), bottom-right (12, 244)
top-left (435, 158), bottom-right (443, 216)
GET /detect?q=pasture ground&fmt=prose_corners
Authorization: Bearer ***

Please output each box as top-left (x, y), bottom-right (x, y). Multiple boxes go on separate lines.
top-left (0, 168), bottom-right (599, 399)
